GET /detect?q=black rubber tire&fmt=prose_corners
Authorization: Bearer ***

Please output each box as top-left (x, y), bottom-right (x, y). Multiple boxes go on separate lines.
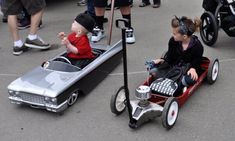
top-left (110, 86), bottom-right (126, 115)
top-left (200, 11), bottom-right (218, 46)
top-left (207, 58), bottom-right (219, 84)
top-left (67, 90), bottom-right (79, 106)
top-left (162, 97), bottom-right (179, 130)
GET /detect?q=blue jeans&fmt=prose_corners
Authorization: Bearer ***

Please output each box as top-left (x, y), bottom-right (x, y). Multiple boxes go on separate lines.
top-left (181, 74), bottom-right (196, 87)
top-left (87, 0), bottom-right (95, 17)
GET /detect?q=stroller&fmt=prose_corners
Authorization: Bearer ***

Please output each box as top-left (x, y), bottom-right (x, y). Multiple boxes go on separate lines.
top-left (200, 0), bottom-right (235, 46)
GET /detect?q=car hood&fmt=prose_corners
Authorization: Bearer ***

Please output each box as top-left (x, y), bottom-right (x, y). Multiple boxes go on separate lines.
top-left (8, 66), bottom-right (78, 97)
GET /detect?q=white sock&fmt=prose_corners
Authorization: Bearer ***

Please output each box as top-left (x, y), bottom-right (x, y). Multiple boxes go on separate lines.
top-left (28, 34), bottom-right (37, 40)
top-left (14, 40), bottom-right (24, 47)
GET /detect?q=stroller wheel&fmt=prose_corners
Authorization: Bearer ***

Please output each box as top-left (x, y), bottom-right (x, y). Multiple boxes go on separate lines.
top-left (200, 11), bottom-right (218, 46)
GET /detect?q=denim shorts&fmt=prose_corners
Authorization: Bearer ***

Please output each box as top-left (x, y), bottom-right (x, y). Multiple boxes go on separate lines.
top-left (4, 0), bottom-right (46, 15)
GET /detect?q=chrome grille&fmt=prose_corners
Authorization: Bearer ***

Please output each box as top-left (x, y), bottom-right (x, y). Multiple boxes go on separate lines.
top-left (20, 92), bottom-right (45, 104)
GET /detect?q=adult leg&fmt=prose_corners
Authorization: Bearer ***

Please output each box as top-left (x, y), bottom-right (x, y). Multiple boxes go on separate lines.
top-left (120, 6), bottom-right (131, 28)
top-left (18, 7), bottom-right (30, 30)
top-left (29, 9), bottom-right (43, 35)
top-left (0, 0), bottom-right (2, 15)
top-left (91, 0), bottom-right (107, 42)
top-left (120, 6), bottom-right (135, 44)
top-left (8, 15), bottom-right (20, 41)
top-left (94, 7), bottom-right (105, 29)
top-left (1, 0), bottom-right (8, 22)
top-left (87, 0), bottom-right (95, 17)
top-left (139, 0), bottom-right (150, 7)
top-left (5, 0), bottom-right (28, 55)
top-left (152, 0), bottom-right (161, 8)
top-left (86, 0), bottom-right (108, 23)
top-left (23, 0), bottom-right (50, 49)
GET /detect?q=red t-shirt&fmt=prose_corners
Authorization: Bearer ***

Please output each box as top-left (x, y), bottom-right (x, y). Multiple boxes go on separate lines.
top-left (67, 32), bottom-right (94, 59)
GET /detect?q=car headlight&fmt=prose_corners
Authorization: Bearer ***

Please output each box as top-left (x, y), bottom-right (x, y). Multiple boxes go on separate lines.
top-left (51, 98), bottom-right (57, 103)
top-left (45, 97), bottom-right (57, 104)
top-left (8, 90), bottom-right (14, 95)
top-left (8, 90), bottom-right (20, 96)
top-left (45, 96), bottom-right (50, 101)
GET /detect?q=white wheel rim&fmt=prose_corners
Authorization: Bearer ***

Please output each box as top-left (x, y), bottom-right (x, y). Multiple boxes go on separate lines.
top-left (212, 61), bottom-right (219, 81)
top-left (68, 92), bottom-right (78, 105)
top-left (167, 101), bottom-right (178, 126)
top-left (115, 89), bottom-right (126, 112)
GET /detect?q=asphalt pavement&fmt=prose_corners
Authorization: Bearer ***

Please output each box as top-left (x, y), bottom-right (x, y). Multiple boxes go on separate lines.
top-left (1, 0), bottom-right (235, 141)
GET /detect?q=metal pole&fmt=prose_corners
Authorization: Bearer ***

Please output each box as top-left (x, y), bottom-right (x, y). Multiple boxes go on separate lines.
top-left (121, 28), bottom-right (134, 124)
top-left (107, 0), bottom-right (115, 45)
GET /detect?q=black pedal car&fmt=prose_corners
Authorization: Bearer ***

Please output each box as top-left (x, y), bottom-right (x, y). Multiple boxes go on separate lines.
top-left (200, 0), bottom-right (235, 46)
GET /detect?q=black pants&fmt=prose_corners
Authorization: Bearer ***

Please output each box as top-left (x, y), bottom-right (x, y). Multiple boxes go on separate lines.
top-left (150, 62), bottom-right (195, 94)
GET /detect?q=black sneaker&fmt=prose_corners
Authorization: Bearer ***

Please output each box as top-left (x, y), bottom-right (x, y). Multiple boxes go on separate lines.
top-left (153, 0), bottom-right (161, 8)
top-left (24, 37), bottom-right (50, 49)
top-left (103, 17), bottom-right (108, 23)
top-left (18, 18), bottom-right (30, 30)
top-left (13, 45), bottom-right (29, 56)
top-left (38, 20), bottom-right (43, 29)
top-left (2, 14), bottom-right (7, 23)
top-left (139, 2), bottom-right (150, 7)
top-left (18, 19), bottom-right (43, 30)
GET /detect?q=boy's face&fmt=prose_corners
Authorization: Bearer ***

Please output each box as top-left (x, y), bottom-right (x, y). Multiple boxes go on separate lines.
top-left (172, 27), bottom-right (184, 41)
top-left (71, 21), bottom-right (86, 33)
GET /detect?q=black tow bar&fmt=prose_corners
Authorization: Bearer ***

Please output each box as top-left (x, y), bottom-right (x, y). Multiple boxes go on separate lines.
top-left (115, 19), bottom-right (135, 126)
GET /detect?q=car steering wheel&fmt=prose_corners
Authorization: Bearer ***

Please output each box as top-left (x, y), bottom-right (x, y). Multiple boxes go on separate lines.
top-left (53, 56), bottom-right (72, 64)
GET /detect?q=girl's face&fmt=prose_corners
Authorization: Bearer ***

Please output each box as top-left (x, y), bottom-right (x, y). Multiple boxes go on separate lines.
top-left (71, 21), bottom-right (85, 34)
top-left (172, 27), bottom-right (184, 41)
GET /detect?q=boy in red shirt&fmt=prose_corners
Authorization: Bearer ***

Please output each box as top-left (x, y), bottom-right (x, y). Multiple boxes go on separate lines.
top-left (58, 13), bottom-right (95, 67)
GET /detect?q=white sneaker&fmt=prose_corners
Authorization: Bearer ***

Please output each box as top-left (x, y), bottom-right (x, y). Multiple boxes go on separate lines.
top-left (91, 27), bottom-right (105, 42)
top-left (126, 28), bottom-right (135, 44)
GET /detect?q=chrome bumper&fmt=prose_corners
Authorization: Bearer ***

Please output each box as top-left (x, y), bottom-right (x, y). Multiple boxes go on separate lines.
top-left (9, 96), bottom-right (68, 113)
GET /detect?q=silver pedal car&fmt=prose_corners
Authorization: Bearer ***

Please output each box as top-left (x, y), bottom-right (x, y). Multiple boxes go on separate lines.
top-left (8, 42), bottom-right (122, 112)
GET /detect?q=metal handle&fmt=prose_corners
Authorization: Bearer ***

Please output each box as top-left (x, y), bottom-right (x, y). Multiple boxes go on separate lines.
top-left (115, 18), bottom-right (129, 29)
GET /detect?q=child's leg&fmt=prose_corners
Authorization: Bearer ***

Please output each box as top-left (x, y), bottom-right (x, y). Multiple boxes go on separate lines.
top-left (181, 75), bottom-right (196, 87)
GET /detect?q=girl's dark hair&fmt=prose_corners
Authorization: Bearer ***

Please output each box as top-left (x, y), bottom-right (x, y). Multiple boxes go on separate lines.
top-left (171, 16), bottom-right (201, 36)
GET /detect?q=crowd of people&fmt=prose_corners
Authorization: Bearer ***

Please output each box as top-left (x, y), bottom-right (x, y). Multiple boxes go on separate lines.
top-left (0, 0), bottom-right (162, 56)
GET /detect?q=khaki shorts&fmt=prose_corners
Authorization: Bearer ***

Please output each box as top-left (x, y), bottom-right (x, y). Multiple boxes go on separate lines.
top-left (4, 0), bottom-right (46, 15)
